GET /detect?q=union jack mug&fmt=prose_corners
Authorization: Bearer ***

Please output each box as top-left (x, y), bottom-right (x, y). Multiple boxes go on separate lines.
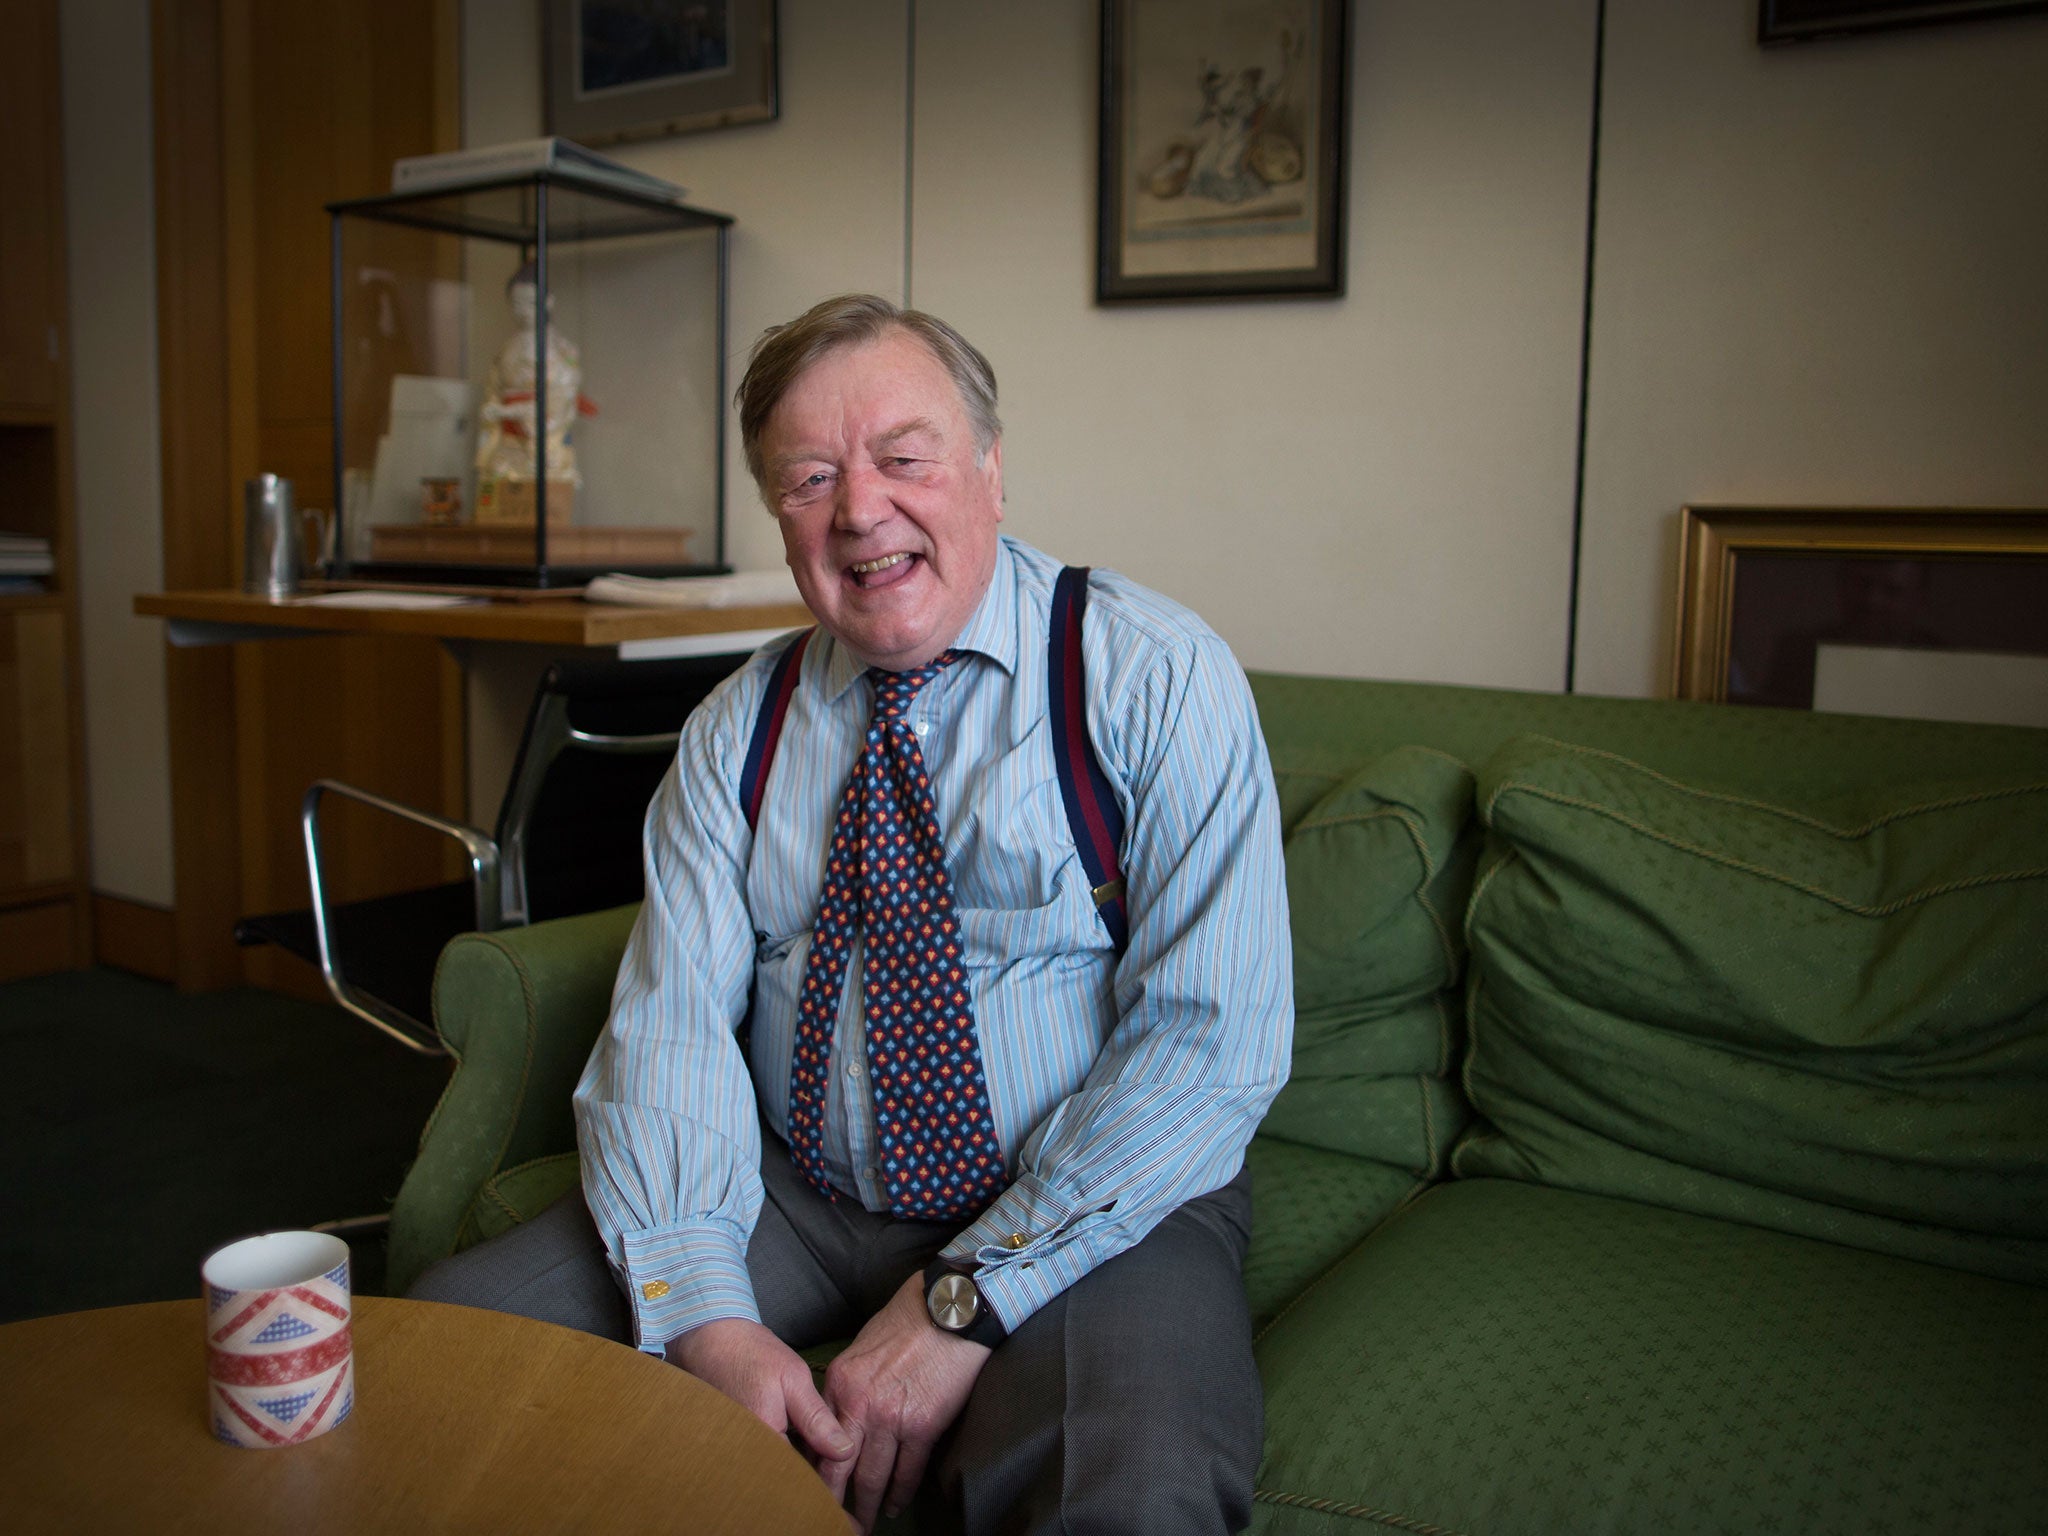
top-left (201, 1230), bottom-right (355, 1449)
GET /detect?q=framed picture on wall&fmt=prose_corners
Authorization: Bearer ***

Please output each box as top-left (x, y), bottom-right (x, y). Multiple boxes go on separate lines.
top-left (1097, 0), bottom-right (1350, 303)
top-left (1671, 506), bottom-right (2048, 729)
top-left (544, 0), bottom-right (778, 145)
top-left (1759, 0), bottom-right (2048, 44)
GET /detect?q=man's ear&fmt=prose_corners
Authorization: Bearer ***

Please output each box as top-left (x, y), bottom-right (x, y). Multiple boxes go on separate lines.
top-left (983, 437), bottom-right (1005, 520)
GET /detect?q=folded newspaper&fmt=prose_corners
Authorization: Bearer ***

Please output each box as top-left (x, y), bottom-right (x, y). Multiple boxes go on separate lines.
top-left (583, 570), bottom-right (803, 608)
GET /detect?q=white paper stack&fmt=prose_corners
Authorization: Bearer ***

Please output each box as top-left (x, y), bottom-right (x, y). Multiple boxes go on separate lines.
top-left (0, 532), bottom-right (54, 577)
top-left (584, 570), bottom-right (803, 608)
top-left (294, 590), bottom-right (483, 610)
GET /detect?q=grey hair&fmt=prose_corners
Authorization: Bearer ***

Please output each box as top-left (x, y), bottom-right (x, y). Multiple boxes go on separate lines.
top-left (735, 293), bottom-right (1002, 493)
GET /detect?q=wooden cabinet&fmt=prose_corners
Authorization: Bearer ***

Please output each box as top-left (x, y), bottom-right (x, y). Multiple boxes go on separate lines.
top-left (0, 0), bottom-right (61, 413)
top-left (0, 0), bottom-right (91, 977)
top-left (0, 608), bottom-right (72, 889)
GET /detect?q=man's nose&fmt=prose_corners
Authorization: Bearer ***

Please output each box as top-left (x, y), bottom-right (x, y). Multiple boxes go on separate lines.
top-left (833, 464), bottom-right (890, 531)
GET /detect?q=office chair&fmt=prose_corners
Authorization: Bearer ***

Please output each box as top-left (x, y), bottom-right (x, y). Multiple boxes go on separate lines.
top-left (234, 652), bottom-right (744, 1056)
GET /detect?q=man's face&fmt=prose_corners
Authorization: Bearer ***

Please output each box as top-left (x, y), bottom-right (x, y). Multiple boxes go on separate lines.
top-left (760, 329), bottom-right (1004, 673)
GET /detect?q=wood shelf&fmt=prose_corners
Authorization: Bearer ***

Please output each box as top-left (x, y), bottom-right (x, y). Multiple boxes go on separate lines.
top-left (136, 588), bottom-right (813, 650)
top-left (0, 878), bottom-right (76, 911)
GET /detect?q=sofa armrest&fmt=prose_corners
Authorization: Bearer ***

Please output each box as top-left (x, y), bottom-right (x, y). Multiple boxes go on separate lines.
top-left (384, 902), bottom-right (640, 1295)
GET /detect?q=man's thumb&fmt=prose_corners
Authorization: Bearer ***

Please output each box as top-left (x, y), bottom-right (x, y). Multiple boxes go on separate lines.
top-left (790, 1373), bottom-right (853, 1459)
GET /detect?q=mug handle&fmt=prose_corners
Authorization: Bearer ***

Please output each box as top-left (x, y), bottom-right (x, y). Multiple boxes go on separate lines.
top-left (300, 507), bottom-right (334, 575)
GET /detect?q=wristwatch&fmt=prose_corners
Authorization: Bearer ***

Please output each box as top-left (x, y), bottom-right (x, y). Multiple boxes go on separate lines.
top-left (923, 1259), bottom-right (1008, 1349)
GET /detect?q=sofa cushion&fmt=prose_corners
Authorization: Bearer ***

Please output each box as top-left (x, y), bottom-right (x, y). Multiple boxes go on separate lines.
top-left (1455, 736), bottom-right (2048, 1284)
top-left (1284, 745), bottom-right (1478, 1023)
top-left (1252, 1178), bottom-right (2048, 1536)
top-left (1242, 1137), bottom-right (1427, 1335)
top-left (1264, 747), bottom-right (1477, 1170)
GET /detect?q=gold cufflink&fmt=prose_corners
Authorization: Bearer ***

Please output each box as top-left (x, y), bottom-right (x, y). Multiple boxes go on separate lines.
top-left (1004, 1232), bottom-right (1028, 1249)
top-left (642, 1280), bottom-right (671, 1300)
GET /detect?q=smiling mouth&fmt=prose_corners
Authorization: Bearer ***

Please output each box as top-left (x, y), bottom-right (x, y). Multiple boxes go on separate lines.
top-left (849, 552), bottom-right (916, 585)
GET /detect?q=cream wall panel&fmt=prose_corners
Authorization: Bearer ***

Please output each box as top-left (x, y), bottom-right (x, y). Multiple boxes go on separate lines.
top-left (1575, 1), bottom-right (2048, 699)
top-left (911, 0), bottom-right (1597, 685)
top-left (460, 0), bottom-right (907, 817)
top-left (463, 0), bottom-right (544, 148)
top-left (466, 0), bottom-right (908, 582)
top-left (570, 0), bottom-right (910, 579)
top-left (63, 0), bottom-right (174, 906)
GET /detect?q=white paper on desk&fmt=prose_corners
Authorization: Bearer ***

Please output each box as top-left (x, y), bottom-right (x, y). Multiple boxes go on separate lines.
top-left (584, 570), bottom-right (803, 608)
top-left (294, 590), bottom-right (483, 609)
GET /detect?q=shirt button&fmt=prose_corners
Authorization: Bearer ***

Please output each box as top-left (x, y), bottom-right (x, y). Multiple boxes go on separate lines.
top-left (641, 1280), bottom-right (671, 1301)
top-left (915, 719), bottom-right (929, 735)
top-left (864, 1166), bottom-right (879, 1181)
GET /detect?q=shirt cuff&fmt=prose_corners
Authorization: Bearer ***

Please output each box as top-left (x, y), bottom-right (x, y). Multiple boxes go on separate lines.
top-left (940, 1172), bottom-right (1109, 1332)
top-left (618, 1220), bottom-right (759, 1354)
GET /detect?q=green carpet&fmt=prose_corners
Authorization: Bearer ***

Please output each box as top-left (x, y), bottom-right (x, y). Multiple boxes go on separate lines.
top-left (0, 967), bottom-right (451, 1322)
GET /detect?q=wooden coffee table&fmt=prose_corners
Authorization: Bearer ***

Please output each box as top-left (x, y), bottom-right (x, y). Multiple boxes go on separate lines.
top-left (0, 1297), bottom-right (850, 1533)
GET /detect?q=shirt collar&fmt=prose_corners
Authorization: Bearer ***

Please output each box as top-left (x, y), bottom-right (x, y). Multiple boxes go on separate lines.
top-left (818, 536), bottom-right (1020, 701)
top-left (951, 536), bottom-right (1019, 677)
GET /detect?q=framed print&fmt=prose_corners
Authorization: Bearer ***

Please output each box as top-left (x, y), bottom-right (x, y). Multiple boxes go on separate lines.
top-left (1759, 0), bottom-right (2048, 43)
top-left (1097, 0), bottom-right (1349, 303)
top-left (545, 0), bottom-right (778, 145)
top-left (1671, 506), bottom-right (2048, 729)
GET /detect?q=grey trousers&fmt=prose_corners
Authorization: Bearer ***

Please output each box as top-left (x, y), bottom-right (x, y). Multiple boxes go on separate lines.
top-left (410, 1136), bottom-right (1262, 1535)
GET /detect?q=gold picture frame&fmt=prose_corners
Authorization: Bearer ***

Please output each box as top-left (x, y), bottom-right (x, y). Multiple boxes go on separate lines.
top-left (1671, 505), bottom-right (2048, 707)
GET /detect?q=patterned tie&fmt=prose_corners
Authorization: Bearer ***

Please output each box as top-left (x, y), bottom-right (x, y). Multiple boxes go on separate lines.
top-left (785, 651), bottom-right (1008, 1220)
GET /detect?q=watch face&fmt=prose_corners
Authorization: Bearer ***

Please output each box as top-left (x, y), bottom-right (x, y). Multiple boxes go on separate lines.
top-left (927, 1270), bottom-right (981, 1333)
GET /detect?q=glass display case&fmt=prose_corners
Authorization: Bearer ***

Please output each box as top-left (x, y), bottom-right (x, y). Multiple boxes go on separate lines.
top-left (326, 171), bottom-right (733, 586)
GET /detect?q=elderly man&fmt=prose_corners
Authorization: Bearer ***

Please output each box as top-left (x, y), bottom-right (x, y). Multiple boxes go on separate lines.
top-left (414, 294), bottom-right (1291, 1534)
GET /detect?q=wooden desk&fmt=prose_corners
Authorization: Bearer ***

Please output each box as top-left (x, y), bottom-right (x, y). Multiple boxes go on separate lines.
top-left (132, 589), bottom-right (815, 990)
top-left (0, 1297), bottom-right (849, 1534)
top-left (136, 588), bottom-right (816, 662)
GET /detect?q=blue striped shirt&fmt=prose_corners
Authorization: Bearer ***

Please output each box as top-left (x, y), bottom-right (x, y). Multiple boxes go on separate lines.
top-left (575, 536), bottom-right (1293, 1352)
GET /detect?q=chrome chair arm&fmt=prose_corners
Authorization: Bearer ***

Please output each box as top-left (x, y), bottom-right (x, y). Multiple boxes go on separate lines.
top-left (566, 725), bottom-right (683, 753)
top-left (300, 778), bottom-right (504, 1056)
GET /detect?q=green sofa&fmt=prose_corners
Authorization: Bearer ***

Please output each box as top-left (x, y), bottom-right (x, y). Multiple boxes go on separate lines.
top-left (386, 675), bottom-right (2048, 1535)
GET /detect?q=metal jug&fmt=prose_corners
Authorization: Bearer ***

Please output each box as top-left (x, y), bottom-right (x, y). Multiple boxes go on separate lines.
top-left (243, 474), bottom-right (330, 598)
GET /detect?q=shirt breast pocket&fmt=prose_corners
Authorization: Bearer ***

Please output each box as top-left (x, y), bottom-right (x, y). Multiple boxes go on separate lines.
top-left (956, 860), bottom-right (1114, 981)
top-left (754, 928), bottom-right (806, 968)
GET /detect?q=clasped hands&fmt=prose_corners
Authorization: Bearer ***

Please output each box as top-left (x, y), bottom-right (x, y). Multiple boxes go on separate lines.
top-left (665, 1272), bottom-right (990, 1532)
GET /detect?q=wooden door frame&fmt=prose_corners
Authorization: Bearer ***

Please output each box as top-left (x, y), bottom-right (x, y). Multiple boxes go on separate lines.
top-left (150, 0), bottom-right (461, 990)
top-left (152, 0), bottom-right (244, 989)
